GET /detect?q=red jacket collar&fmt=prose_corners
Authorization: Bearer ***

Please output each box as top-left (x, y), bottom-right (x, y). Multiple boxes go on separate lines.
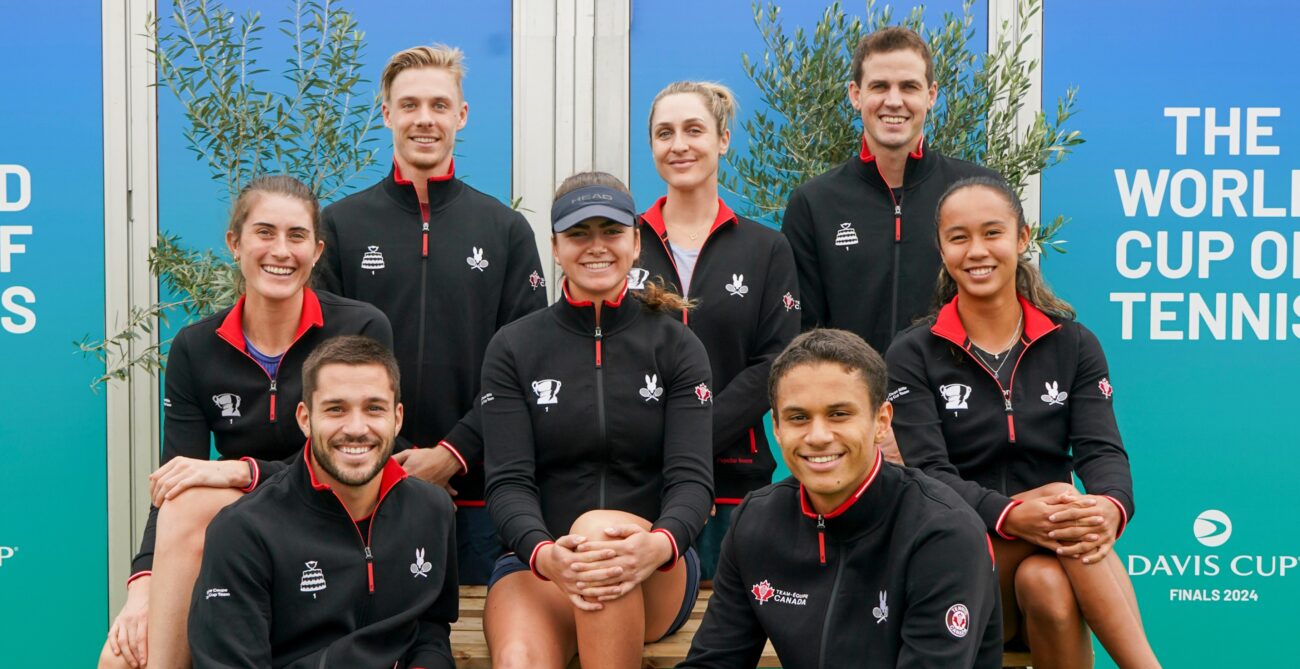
top-left (859, 135), bottom-right (925, 163)
top-left (302, 441), bottom-right (407, 501)
top-left (215, 287), bottom-right (324, 353)
top-left (931, 294), bottom-right (1059, 346)
top-left (799, 449), bottom-right (883, 520)
top-left (639, 196), bottom-right (738, 240)
top-left (561, 277), bottom-right (629, 308)
top-left (393, 156), bottom-right (455, 184)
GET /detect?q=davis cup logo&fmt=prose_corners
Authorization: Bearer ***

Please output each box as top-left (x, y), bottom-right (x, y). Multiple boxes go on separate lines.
top-left (1194, 509), bottom-right (1232, 547)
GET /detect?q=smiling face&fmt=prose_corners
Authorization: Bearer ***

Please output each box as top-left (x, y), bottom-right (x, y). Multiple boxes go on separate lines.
top-left (937, 185), bottom-right (1031, 304)
top-left (298, 362), bottom-right (403, 489)
top-left (383, 66), bottom-right (467, 177)
top-left (772, 361), bottom-right (892, 514)
top-left (650, 92), bottom-right (730, 192)
top-left (226, 193), bottom-right (323, 304)
top-left (849, 48), bottom-right (937, 156)
top-left (553, 218), bottom-right (640, 304)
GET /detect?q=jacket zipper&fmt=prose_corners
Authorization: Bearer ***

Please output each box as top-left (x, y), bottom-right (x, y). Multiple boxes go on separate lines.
top-left (935, 325), bottom-right (1059, 450)
top-left (594, 323), bottom-right (608, 508)
top-left (817, 535), bottom-right (847, 669)
top-left (414, 203), bottom-right (430, 422)
top-left (217, 325), bottom-right (315, 423)
top-left (816, 514), bottom-right (826, 565)
top-left (889, 198), bottom-right (902, 338)
top-left (325, 483), bottom-right (399, 596)
top-left (645, 217), bottom-right (723, 323)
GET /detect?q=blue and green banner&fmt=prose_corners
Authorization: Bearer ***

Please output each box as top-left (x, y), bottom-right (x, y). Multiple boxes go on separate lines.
top-left (1044, 2), bottom-right (1299, 665)
top-left (0, 2), bottom-right (108, 664)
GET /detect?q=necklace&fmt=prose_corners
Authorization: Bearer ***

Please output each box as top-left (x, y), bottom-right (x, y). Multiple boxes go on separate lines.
top-left (969, 312), bottom-right (1023, 379)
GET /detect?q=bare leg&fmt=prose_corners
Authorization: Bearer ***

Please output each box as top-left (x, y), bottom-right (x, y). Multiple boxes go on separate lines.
top-left (568, 510), bottom-right (688, 667)
top-left (485, 571), bottom-right (576, 669)
top-left (146, 487), bottom-right (244, 669)
top-left (992, 537), bottom-right (1038, 643)
top-left (1016, 555), bottom-right (1092, 669)
top-left (97, 642), bottom-right (136, 669)
top-left (1060, 552), bottom-right (1160, 668)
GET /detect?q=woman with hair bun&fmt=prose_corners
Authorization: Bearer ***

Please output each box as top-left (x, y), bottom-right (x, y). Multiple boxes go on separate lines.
top-left (636, 81), bottom-right (799, 579)
top-left (99, 175), bottom-right (392, 669)
top-left (886, 177), bottom-right (1160, 668)
top-left (482, 171), bottom-right (713, 668)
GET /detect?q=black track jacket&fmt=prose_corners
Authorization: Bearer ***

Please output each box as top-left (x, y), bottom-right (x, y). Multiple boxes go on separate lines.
top-left (681, 452), bottom-right (1001, 669)
top-left (635, 198), bottom-right (799, 501)
top-left (130, 288), bottom-right (391, 578)
top-left (482, 283), bottom-right (713, 572)
top-left (316, 161), bottom-right (547, 502)
top-left (189, 445), bottom-right (457, 669)
top-left (886, 296), bottom-right (1135, 538)
top-left (782, 138), bottom-right (998, 353)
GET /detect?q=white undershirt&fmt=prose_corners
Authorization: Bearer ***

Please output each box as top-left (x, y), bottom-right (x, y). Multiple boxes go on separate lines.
top-left (670, 244), bottom-right (701, 297)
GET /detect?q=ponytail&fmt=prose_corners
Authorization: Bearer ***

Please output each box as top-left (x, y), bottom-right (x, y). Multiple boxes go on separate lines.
top-left (634, 277), bottom-right (696, 314)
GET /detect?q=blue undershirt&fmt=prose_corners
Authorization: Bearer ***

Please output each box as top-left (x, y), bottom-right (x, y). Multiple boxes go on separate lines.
top-left (244, 336), bottom-right (284, 379)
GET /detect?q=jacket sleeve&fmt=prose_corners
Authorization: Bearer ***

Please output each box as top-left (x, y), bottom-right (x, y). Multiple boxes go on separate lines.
top-left (132, 327), bottom-right (212, 577)
top-left (314, 205), bottom-right (345, 294)
top-left (677, 499), bottom-right (767, 669)
top-left (188, 509), bottom-right (273, 668)
top-left (886, 338), bottom-right (1016, 534)
top-left (1068, 325), bottom-right (1134, 534)
top-left (709, 234), bottom-right (800, 454)
top-left (898, 511), bottom-right (1001, 668)
top-left (404, 492), bottom-right (459, 669)
top-left (651, 327), bottom-right (714, 560)
top-left (481, 332), bottom-right (555, 565)
top-left (781, 187), bottom-right (825, 331)
top-left (442, 213), bottom-right (547, 472)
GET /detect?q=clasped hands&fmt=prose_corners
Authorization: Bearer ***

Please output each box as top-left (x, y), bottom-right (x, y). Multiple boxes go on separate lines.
top-left (536, 526), bottom-right (674, 612)
top-left (1005, 489), bottom-right (1121, 565)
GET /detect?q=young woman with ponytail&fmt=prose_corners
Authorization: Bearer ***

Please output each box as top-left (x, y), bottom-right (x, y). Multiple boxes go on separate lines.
top-left (636, 81), bottom-right (800, 580)
top-left (886, 177), bottom-right (1160, 668)
top-left (480, 172), bottom-right (713, 667)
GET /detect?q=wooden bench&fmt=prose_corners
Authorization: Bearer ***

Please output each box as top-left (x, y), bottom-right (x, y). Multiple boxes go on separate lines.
top-left (452, 585), bottom-right (1034, 668)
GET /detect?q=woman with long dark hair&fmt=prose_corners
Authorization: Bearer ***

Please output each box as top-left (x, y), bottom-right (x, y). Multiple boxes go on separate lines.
top-left (481, 172), bottom-right (713, 668)
top-left (636, 81), bottom-right (799, 579)
top-left (99, 176), bottom-right (392, 669)
top-left (886, 177), bottom-right (1160, 668)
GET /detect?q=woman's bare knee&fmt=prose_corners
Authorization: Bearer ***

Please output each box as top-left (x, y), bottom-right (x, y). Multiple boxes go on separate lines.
top-left (568, 509), bottom-right (651, 537)
top-left (1016, 556), bottom-right (1079, 624)
top-left (492, 642), bottom-right (562, 669)
top-left (97, 641), bottom-right (133, 669)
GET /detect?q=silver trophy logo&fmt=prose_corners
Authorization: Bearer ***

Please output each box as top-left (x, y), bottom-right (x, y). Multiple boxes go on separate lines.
top-left (532, 379), bottom-right (562, 406)
top-left (939, 383), bottom-right (971, 411)
top-left (627, 267), bottom-right (650, 290)
top-left (212, 393), bottom-right (241, 418)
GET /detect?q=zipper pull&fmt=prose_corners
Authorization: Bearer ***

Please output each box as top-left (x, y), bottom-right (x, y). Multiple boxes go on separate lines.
top-left (422, 221), bottom-right (429, 258)
top-left (817, 515), bottom-right (827, 566)
top-left (594, 326), bottom-right (603, 368)
top-left (894, 204), bottom-right (902, 242)
top-left (269, 379), bottom-right (278, 422)
top-left (365, 545), bottom-right (375, 594)
top-left (1003, 389), bottom-right (1017, 443)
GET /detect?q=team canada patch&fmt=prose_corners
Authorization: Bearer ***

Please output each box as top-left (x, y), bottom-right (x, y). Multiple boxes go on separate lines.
top-left (782, 292), bottom-right (801, 312)
top-left (750, 579), bottom-right (807, 606)
top-left (528, 270), bottom-right (546, 291)
top-left (945, 603), bottom-right (970, 638)
top-left (1098, 377), bottom-right (1113, 399)
top-left (694, 383), bottom-right (713, 404)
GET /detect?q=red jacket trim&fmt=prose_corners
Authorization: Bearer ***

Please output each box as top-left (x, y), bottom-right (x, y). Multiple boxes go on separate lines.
top-left (561, 278), bottom-right (629, 308)
top-left (238, 456), bottom-right (260, 493)
top-left (302, 441), bottom-right (407, 501)
top-left (529, 541), bottom-right (555, 581)
top-left (652, 528), bottom-right (680, 571)
top-left (798, 449), bottom-right (883, 519)
top-left (215, 287), bottom-right (325, 354)
top-left (931, 295), bottom-right (1059, 346)
top-left (1102, 495), bottom-right (1130, 539)
top-left (436, 440), bottom-right (469, 475)
top-left (995, 499), bottom-right (1023, 540)
top-left (640, 196), bottom-right (739, 241)
top-left (392, 156), bottom-right (455, 184)
top-left (859, 135), bottom-right (925, 163)
top-left (714, 497), bottom-right (746, 505)
top-left (126, 570), bottom-right (152, 587)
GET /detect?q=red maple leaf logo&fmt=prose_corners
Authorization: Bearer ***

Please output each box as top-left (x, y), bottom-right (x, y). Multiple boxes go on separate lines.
top-left (782, 292), bottom-right (801, 311)
top-left (529, 271), bottom-right (545, 290)
top-left (694, 383), bottom-right (713, 404)
top-left (1098, 377), bottom-right (1113, 399)
top-left (751, 580), bottom-right (775, 605)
